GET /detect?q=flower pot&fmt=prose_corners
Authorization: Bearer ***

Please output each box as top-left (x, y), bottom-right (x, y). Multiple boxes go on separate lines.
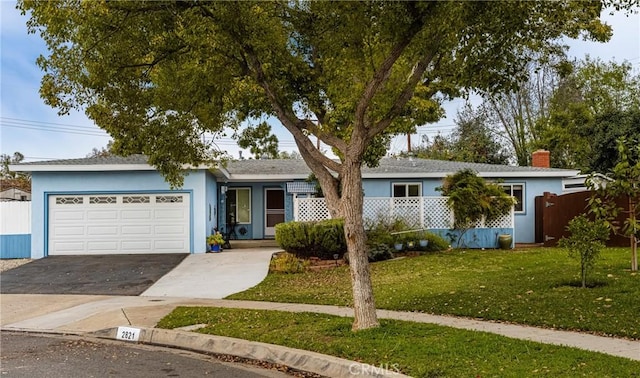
top-left (497, 234), bottom-right (512, 250)
top-left (419, 240), bottom-right (429, 248)
top-left (394, 243), bottom-right (404, 251)
top-left (211, 244), bottom-right (221, 253)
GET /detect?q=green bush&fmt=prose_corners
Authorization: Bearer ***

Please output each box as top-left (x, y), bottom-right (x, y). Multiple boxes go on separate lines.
top-left (344, 243), bottom-right (395, 264)
top-left (421, 232), bottom-right (450, 252)
top-left (368, 243), bottom-right (395, 262)
top-left (275, 219), bottom-right (346, 260)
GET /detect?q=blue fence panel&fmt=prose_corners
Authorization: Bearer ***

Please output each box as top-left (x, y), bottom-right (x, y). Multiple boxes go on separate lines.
top-left (0, 234), bottom-right (32, 258)
top-left (430, 228), bottom-right (514, 249)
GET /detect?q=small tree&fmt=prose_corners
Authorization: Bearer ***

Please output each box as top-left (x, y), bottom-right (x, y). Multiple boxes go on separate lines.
top-left (558, 215), bottom-right (609, 288)
top-left (438, 169), bottom-right (514, 247)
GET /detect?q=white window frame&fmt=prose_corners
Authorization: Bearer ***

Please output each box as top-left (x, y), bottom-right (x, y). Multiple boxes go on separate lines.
top-left (392, 182), bottom-right (422, 198)
top-left (227, 187), bottom-right (252, 224)
top-left (500, 183), bottom-right (525, 214)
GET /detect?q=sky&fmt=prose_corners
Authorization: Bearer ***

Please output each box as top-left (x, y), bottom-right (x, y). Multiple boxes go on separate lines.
top-left (1, 2), bottom-right (639, 163)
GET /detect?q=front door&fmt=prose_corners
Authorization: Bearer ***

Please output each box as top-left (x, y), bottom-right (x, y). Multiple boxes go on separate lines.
top-left (264, 188), bottom-right (285, 237)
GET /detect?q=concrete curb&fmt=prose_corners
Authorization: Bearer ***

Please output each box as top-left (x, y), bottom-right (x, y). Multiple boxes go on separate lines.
top-left (89, 327), bottom-right (409, 378)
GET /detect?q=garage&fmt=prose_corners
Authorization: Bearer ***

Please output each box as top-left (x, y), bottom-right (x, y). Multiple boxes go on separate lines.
top-left (48, 193), bottom-right (190, 255)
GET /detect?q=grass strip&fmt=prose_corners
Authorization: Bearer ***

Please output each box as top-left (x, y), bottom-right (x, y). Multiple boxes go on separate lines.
top-left (157, 307), bottom-right (640, 378)
top-left (228, 248), bottom-right (640, 338)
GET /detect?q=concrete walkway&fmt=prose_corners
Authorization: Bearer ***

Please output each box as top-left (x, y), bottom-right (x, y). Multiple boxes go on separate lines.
top-left (141, 249), bottom-right (278, 298)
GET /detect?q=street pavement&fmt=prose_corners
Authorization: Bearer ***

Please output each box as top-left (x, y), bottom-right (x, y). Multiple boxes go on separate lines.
top-left (1, 248), bottom-right (639, 377)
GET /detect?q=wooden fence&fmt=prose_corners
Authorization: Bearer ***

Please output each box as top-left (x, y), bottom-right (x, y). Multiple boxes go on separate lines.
top-left (535, 191), bottom-right (630, 247)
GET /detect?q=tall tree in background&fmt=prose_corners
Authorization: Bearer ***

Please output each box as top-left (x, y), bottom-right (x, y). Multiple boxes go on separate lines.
top-left (86, 140), bottom-right (115, 158)
top-left (450, 104), bottom-right (510, 165)
top-left (540, 58), bottom-right (640, 171)
top-left (21, 0), bottom-right (621, 330)
top-left (1, 152), bottom-right (31, 192)
top-left (483, 56), bottom-right (563, 166)
top-left (410, 104), bottom-right (509, 164)
top-left (236, 122), bottom-right (280, 159)
top-left (409, 133), bottom-right (454, 161)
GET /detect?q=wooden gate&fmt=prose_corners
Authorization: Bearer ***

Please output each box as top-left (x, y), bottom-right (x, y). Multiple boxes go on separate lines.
top-left (536, 191), bottom-right (630, 247)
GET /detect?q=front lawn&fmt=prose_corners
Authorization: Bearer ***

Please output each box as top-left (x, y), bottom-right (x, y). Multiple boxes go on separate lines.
top-left (157, 307), bottom-right (640, 377)
top-left (228, 247), bottom-right (640, 338)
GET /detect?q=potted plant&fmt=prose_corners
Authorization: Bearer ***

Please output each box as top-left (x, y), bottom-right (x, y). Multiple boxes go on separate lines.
top-left (207, 232), bottom-right (225, 253)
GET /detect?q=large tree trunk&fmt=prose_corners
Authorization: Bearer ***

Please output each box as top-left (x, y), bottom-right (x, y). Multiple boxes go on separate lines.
top-left (341, 159), bottom-right (379, 330)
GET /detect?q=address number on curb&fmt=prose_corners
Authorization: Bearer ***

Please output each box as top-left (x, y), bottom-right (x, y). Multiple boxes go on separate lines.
top-left (116, 326), bottom-right (141, 342)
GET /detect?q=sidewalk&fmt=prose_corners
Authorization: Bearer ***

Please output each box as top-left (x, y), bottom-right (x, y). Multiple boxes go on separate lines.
top-left (2, 295), bottom-right (638, 361)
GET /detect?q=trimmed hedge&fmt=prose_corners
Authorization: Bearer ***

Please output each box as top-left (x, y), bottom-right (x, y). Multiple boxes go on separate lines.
top-left (275, 219), bottom-right (346, 260)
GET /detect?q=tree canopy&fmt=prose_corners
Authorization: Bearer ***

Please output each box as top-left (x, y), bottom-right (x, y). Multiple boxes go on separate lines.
top-left (20, 0), bottom-right (626, 330)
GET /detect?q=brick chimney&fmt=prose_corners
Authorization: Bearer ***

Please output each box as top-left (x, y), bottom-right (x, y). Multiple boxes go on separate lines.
top-left (532, 150), bottom-right (550, 168)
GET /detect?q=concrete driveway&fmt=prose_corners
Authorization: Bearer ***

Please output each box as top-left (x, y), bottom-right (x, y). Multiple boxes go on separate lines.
top-left (141, 249), bottom-right (279, 299)
top-left (1, 249), bottom-right (279, 299)
top-left (0, 254), bottom-right (188, 296)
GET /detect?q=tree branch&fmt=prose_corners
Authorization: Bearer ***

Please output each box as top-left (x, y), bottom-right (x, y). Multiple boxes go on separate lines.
top-left (368, 48), bottom-right (439, 138)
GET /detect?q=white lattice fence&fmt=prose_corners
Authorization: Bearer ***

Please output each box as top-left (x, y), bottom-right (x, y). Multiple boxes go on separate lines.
top-left (294, 196), bottom-right (513, 229)
top-left (423, 197), bottom-right (451, 228)
top-left (295, 197), bottom-right (331, 222)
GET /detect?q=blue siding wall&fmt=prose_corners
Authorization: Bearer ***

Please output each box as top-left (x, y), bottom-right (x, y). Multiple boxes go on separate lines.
top-left (0, 234), bottom-right (31, 258)
top-left (31, 170), bottom-right (212, 258)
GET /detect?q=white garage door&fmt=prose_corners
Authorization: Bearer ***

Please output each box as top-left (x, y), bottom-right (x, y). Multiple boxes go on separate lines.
top-left (48, 193), bottom-right (190, 255)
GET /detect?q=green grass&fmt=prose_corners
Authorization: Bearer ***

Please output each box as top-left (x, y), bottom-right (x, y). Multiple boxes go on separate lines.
top-left (157, 307), bottom-right (640, 378)
top-left (228, 247), bottom-right (640, 338)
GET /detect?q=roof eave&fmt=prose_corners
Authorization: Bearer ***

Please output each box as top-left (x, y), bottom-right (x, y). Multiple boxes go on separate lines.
top-left (362, 170), bottom-right (580, 179)
top-left (9, 164), bottom-right (157, 172)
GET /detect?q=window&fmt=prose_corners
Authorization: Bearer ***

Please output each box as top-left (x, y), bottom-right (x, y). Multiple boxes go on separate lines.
top-left (156, 195), bottom-right (183, 203)
top-left (89, 196), bottom-right (117, 204)
top-left (392, 183), bottom-right (421, 197)
top-left (227, 188), bottom-right (251, 224)
top-left (55, 196), bottom-right (83, 205)
top-left (123, 195), bottom-right (150, 204)
top-left (501, 183), bottom-right (524, 213)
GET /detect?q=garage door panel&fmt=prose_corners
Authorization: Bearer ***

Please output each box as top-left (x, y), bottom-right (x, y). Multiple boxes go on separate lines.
top-left (54, 211), bottom-right (85, 221)
top-left (154, 225), bottom-right (186, 235)
top-left (121, 225), bottom-right (153, 235)
top-left (87, 226), bottom-right (118, 236)
top-left (155, 209), bottom-right (187, 219)
top-left (121, 240), bottom-right (153, 251)
top-left (87, 240), bottom-right (120, 251)
top-left (121, 210), bottom-right (153, 220)
top-left (49, 193), bottom-right (190, 255)
top-left (52, 241), bottom-right (85, 252)
top-left (87, 210), bottom-right (118, 220)
top-left (153, 240), bottom-right (187, 250)
top-left (53, 226), bottom-right (85, 236)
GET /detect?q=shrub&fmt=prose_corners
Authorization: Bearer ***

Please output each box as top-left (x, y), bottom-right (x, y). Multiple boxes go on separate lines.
top-left (558, 215), bottom-right (610, 288)
top-left (269, 252), bottom-right (309, 274)
top-left (368, 243), bottom-right (395, 262)
top-left (344, 243), bottom-right (395, 264)
top-left (419, 232), bottom-right (450, 252)
top-left (275, 219), bottom-right (346, 260)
